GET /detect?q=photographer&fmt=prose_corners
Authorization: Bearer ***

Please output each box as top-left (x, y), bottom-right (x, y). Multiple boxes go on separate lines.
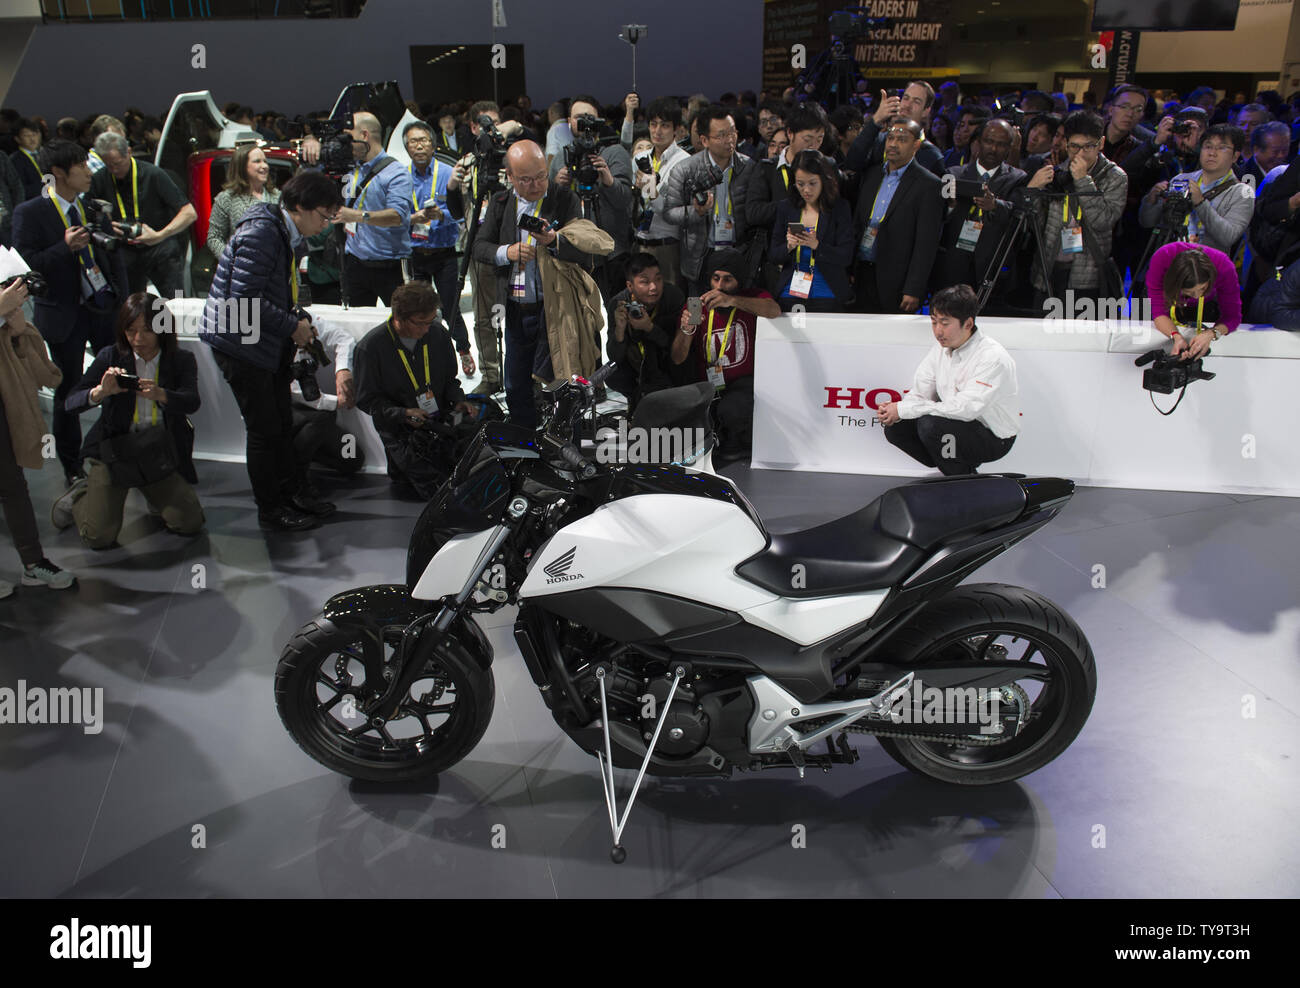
top-left (55, 292), bottom-right (204, 548)
top-left (876, 285), bottom-right (1018, 476)
top-left (845, 82), bottom-right (947, 178)
top-left (402, 121), bottom-right (474, 378)
top-left (1146, 242), bottom-right (1240, 360)
top-left (353, 282), bottom-right (476, 500)
top-left (333, 111), bottom-right (413, 307)
top-left (607, 251), bottom-right (688, 411)
top-left (12, 139), bottom-right (128, 486)
top-left (769, 149), bottom-right (853, 312)
top-left (1122, 107), bottom-right (1207, 199)
top-left (662, 105), bottom-right (752, 294)
top-left (1139, 125), bottom-right (1252, 257)
top-left (0, 277), bottom-right (75, 595)
top-left (1023, 111), bottom-right (1128, 309)
top-left (631, 98), bottom-right (689, 290)
top-left (553, 96), bottom-right (635, 316)
top-left (89, 132), bottom-right (196, 299)
top-left (447, 101), bottom-right (524, 395)
top-left (199, 168), bottom-right (342, 531)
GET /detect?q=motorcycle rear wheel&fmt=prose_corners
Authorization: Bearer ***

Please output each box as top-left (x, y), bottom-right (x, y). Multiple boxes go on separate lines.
top-left (873, 583), bottom-right (1096, 786)
top-left (275, 615), bottom-right (494, 782)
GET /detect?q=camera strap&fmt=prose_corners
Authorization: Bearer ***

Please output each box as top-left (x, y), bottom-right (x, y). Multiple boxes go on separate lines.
top-left (346, 155), bottom-right (396, 209)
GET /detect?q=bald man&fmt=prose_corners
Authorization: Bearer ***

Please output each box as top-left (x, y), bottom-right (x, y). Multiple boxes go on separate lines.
top-left (471, 140), bottom-right (588, 427)
top-left (335, 110), bottom-right (414, 306)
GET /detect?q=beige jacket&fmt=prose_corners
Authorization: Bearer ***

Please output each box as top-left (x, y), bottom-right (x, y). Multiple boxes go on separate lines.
top-left (536, 219), bottom-right (612, 384)
top-left (0, 309), bottom-right (62, 469)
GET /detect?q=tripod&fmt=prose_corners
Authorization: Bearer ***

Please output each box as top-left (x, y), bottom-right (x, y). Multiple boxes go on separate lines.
top-left (1129, 212), bottom-right (1191, 304)
top-left (1019, 184), bottom-right (1105, 308)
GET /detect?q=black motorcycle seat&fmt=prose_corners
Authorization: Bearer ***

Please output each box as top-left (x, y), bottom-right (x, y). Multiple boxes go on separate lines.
top-left (735, 477), bottom-right (1027, 598)
top-left (630, 381), bottom-right (714, 434)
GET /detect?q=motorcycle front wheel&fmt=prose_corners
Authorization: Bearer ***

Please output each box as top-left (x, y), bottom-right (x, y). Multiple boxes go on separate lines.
top-left (873, 583), bottom-right (1096, 786)
top-left (275, 615), bottom-right (494, 782)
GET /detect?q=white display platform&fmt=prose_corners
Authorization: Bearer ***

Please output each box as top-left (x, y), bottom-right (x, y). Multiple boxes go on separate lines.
top-left (751, 314), bottom-right (1300, 497)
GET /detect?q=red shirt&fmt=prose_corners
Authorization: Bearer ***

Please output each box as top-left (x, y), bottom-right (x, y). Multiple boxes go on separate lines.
top-left (694, 289), bottom-right (770, 383)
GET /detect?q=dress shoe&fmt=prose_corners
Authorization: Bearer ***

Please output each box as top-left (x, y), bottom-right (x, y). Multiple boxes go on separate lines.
top-left (290, 492), bottom-right (337, 518)
top-left (258, 507), bottom-right (319, 531)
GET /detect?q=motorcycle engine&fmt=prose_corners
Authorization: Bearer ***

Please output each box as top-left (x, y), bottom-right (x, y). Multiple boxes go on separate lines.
top-left (641, 676), bottom-right (710, 757)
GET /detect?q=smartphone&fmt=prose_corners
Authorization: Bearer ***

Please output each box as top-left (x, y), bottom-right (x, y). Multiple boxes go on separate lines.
top-left (116, 373), bottom-right (140, 391)
top-left (687, 297), bottom-right (703, 325)
top-left (954, 178), bottom-right (986, 200)
top-left (787, 221), bottom-right (805, 236)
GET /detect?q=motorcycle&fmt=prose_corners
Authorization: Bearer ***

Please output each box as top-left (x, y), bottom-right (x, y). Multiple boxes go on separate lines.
top-left (276, 365), bottom-right (1097, 863)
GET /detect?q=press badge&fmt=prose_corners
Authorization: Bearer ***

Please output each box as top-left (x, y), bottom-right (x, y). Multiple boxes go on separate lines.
top-left (1061, 223), bottom-right (1083, 254)
top-left (85, 265), bottom-right (108, 293)
top-left (299, 255), bottom-right (309, 274)
top-left (344, 221), bottom-right (357, 237)
top-left (707, 365), bottom-right (726, 390)
top-left (956, 218), bottom-right (982, 252)
top-left (411, 221), bottom-right (431, 241)
top-left (510, 264), bottom-right (527, 299)
top-left (417, 390), bottom-right (440, 414)
top-left (859, 221), bottom-right (879, 259)
top-left (789, 269), bottom-right (813, 298)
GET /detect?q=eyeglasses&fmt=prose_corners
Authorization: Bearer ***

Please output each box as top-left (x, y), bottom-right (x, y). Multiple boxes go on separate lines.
top-left (1201, 143), bottom-right (1234, 153)
top-left (406, 136), bottom-right (433, 146)
top-left (1066, 141), bottom-right (1098, 153)
top-left (514, 173), bottom-right (547, 186)
top-left (1113, 103), bottom-right (1145, 113)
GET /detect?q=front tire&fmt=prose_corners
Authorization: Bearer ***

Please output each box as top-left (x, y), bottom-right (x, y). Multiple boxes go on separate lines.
top-left (275, 615), bottom-right (494, 782)
top-left (873, 584), bottom-right (1096, 786)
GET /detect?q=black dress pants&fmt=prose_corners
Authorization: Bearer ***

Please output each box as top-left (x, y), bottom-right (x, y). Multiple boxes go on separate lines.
top-left (342, 254), bottom-right (404, 307)
top-left (212, 347), bottom-right (301, 511)
top-left (884, 415), bottom-right (1015, 475)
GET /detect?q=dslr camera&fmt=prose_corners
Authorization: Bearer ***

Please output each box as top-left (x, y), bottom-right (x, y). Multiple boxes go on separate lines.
top-left (1134, 346), bottom-right (1216, 394)
top-left (517, 213), bottom-right (559, 238)
top-left (686, 160), bottom-right (727, 208)
top-left (1, 271), bottom-right (49, 298)
top-left (81, 198), bottom-right (128, 252)
top-left (563, 114), bottom-right (618, 200)
top-left (289, 307), bottom-right (332, 403)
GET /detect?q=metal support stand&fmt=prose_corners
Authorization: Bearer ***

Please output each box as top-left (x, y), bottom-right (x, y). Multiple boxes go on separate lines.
top-left (595, 663), bottom-right (684, 864)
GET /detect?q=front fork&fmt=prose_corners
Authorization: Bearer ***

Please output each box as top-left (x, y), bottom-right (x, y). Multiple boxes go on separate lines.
top-left (366, 496), bottom-right (531, 724)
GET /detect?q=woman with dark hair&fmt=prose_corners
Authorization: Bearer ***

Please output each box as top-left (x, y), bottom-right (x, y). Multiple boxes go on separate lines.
top-left (54, 292), bottom-right (204, 548)
top-left (1146, 241), bottom-right (1241, 359)
top-left (207, 143), bottom-right (280, 260)
top-left (769, 149), bottom-right (854, 311)
top-left (928, 111), bottom-right (954, 154)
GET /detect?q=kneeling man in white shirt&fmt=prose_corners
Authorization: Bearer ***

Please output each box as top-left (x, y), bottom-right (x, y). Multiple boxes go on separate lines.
top-left (875, 284), bottom-right (1019, 475)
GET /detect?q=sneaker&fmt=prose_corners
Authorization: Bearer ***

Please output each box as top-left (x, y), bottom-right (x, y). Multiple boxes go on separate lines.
top-left (51, 477), bottom-right (89, 531)
top-left (21, 558), bottom-right (76, 589)
top-left (0, 578), bottom-right (14, 600)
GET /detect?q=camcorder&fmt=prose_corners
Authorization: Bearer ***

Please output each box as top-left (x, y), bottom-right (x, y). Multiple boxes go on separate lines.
top-left (290, 307), bottom-right (332, 403)
top-left (1, 271), bottom-right (49, 298)
top-left (1134, 346), bottom-right (1216, 394)
top-left (295, 113), bottom-right (356, 178)
top-left (1155, 176), bottom-right (1195, 229)
top-left (563, 114), bottom-right (618, 200)
top-left (80, 198), bottom-right (132, 252)
top-left (994, 98), bottom-right (1025, 128)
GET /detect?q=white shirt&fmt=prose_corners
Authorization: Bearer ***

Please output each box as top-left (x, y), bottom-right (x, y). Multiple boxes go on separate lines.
top-left (897, 330), bottom-right (1020, 438)
top-left (290, 323), bottom-right (356, 411)
top-left (132, 352), bottom-right (160, 431)
top-left (975, 161), bottom-right (1003, 180)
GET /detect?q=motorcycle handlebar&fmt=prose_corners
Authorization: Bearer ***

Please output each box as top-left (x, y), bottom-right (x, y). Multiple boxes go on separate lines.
top-left (542, 434), bottom-right (597, 479)
top-left (589, 361), bottom-right (617, 388)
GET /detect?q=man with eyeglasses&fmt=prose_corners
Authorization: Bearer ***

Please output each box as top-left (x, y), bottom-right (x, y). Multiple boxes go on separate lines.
top-left (402, 121), bottom-right (475, 383)
top-left (354, 282), bottom-right (477, 500)
top-left (845, 81), bottom-right (947, 179)
top-left (471, 140), bottom-right (586, 428)
top-left (1140, 124), bottom-right (1253, 257)
top-left (1023, 110), bottom-right (1128, 310)
top-left (1103, 85), bottom-right (1152, 285)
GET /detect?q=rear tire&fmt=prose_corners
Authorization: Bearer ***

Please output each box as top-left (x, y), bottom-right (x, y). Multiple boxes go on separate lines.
top-left (275, 615), bottom-right (494, 782)
top-left (873, 583), bottom-right (1096, 786)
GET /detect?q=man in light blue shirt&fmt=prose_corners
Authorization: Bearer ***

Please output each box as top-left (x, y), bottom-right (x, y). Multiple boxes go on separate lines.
top-left (333, 111), bottom-right (413, 306)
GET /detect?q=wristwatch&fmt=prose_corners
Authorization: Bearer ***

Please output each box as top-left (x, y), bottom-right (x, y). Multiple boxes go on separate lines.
top-left (362, 211), bottom-right (371, 225)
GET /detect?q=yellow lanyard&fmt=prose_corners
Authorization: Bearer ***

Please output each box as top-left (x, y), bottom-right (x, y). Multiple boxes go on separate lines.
top-left (114, 157), bottom-right (139, 222)
top-left (19, 147), bottom-right (39, 173)
top-left (780, 164), bottom-right (789, 188)
top-left (706, 307), bottom-right (737, 365)
top-left (1061, 196), bottom-right (1081, 227)
top-left (388, 320), bottom-right (430, 391)
top-left (651, 153), bottom-right (662, 175)
top-left (52, 197), bottom-right (92, 269)
top-left (797, 212), bottom-right (817, 271)
top-left (520, 198), bottom-right (542, 244)
top-left (409, 159), bottom-right (441, 210)
top-left (1174, 295), bottom-right (1205, 331)
top-left (713, 167), bottom-right (733, 222)
top-left (131, 395), bottom-right (160, 427)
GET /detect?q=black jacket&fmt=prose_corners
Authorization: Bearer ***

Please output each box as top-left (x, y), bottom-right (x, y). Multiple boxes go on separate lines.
top-left (607, 283), bottom-right (689, 400)
top-left (354, 319), bottom-right (465, 439)
top-left (741, 154), bottom-right (795, 238)
top-left (12, 193), bottom-right (129, 345)
top-left (934, 161), bottom-right (1027, 288)
top-left (470, 186), bottom-right (588, 305)
top-left (65, 343), bottom-right (200, 484)
top-left (9, 149), bottom-right (42, 202)
top-left (852, 158), bottom-right (944, 308)
top-left (844, 117), bottom-right (947, 179)
top-left (769, 197), bottom-right (855, 304)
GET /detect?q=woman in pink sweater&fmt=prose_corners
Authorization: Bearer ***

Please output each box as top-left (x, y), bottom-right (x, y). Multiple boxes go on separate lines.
top-left (1146, 241), bottom-right (1241, 360)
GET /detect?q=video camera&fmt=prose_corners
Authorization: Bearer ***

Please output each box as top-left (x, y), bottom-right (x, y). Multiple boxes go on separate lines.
top-left (289, 306), bottom-right (332, 403)
top-left (1, 271), bottom-right (49, 298)
top-left (296, 113), bottom-right (356, 178)
top-left (1155, 175), bottom-right (1196, 228)
top-left (563, 113), bottom-right (619, 199)
top-left (1134, 346), bottom-right (1215, 394)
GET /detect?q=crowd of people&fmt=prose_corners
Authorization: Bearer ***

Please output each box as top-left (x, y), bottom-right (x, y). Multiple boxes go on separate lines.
top-left (1, 76), bottom-right (1297, 591)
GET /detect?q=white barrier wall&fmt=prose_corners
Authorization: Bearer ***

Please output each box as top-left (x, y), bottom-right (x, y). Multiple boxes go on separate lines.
top-left (752, 315), bottom-right (1300, 498)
